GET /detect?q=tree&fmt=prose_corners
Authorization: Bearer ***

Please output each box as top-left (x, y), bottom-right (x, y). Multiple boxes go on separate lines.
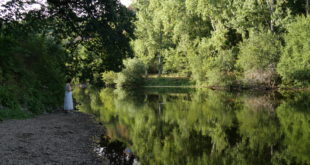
top-left (115, 58), bottom-right (145, 88)
top-left (1, 0), bottom-right (135, 84)
top-left (237, 31), bottom-right (281, 86)
top-left (132, 0), bottom-right (176, 76)
top-left (277, 16), bottom-right (310, 86)
top-left (45, 0), bottom-right (135, 83)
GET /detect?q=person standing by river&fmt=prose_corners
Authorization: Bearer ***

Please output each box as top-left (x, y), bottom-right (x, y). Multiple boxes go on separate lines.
top-left (64, 79), bottom-right (74, 112)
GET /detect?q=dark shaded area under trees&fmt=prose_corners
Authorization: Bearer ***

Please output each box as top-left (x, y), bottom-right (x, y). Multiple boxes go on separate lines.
top-left (0, 0), bottom-right (135, 118)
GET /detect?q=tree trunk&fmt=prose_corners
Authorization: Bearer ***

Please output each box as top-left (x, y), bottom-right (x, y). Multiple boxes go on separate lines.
top-left (270, 0), bottom-right (275, 32)
top-left (306, 0), bottom-right (309, 16)
top-left (158, 23), bottom-right (163, 77)
top-left (144, 94), bottom-right (148, 102)
top-left (211, 142), bottom-right (215, 154)
top-left (209, 16), bottom-right (216, 31)
top-left (158, 54), bottom-right (162, 76)
top-left (145, 68), bottom-right (148, 78)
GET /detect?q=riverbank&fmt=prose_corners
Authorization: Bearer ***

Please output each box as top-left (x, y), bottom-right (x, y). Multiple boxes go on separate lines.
top-left (143, 76), bottom-right (310, 91)
top-left (144, 76), bottom-right (195, 87)
top-left (0, 111), bottom-right (106, 165)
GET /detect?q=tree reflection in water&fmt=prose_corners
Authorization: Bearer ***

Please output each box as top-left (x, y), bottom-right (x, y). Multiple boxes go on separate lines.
top-left (74, 88), bottom-right (310, 165)
top-left (94, 135), bottom-right (137, 165)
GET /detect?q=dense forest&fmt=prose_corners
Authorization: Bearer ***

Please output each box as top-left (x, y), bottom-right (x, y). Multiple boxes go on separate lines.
top-left (0, 0), bottom-right (309, 118)
top-left (131, 0), bottom-right (310, 88)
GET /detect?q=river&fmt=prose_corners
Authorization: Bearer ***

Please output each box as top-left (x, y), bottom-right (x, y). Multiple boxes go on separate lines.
top-left (74, 87), bottom-right (310, 165)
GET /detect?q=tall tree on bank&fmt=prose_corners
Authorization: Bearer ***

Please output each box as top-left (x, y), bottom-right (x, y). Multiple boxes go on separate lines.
top-left (131, 0), bottom-right (170, 76)
top-left (0, 11), bottom-right (68, 115)
top-left (132, 0), bottom-right (309, 87)
top-left (277, 16), bottom-right (310, 86)
top-left (46, 0), bottom-right (135, 83)
top-left (1, 0), bottom-right (135, 84)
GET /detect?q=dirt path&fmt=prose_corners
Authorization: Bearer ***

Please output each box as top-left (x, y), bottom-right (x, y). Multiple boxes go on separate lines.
top-left (0, 111), bottom-right (106, 165)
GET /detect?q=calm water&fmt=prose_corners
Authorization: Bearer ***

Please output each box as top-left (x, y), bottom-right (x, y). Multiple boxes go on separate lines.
top-left (74, 88), bottom-right (310, 165)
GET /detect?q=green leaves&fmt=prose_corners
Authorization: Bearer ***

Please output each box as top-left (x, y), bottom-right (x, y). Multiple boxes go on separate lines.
top-left (115, 58), bottom-right (146, 88)
top-left (237, 31), bottom-right (281, 85)
top-left (0, 30), bottom-right (67, 116)
top-left (238, 31), bottom-right (281, 71)
top-left (277, 16), bottom-right (310, 86)
top-left (132, 0), bottom-right (310, 88)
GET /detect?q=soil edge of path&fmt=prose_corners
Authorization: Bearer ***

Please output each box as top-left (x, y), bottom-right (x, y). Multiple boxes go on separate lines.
top-left (0, 111), bottom-right (107, 165)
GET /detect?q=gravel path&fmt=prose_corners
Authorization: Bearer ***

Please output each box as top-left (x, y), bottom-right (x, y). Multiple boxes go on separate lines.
top-left (0, 111), bottom-right (106, 165)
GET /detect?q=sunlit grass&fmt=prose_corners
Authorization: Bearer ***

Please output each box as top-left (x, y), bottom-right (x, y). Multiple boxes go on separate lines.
top-left (144, 75), bottom-right (195, 87)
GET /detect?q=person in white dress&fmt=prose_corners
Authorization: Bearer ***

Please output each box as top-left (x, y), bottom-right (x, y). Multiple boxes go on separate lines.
top-left (64, 79), bottom-right (74, 111)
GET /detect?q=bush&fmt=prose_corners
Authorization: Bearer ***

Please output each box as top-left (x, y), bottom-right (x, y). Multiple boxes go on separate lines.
top-left (206, 50), bottom-right (236, 87)
top-left (115, 58), bottom-right (145, 88)
top-left (188, 55), bottom-right (208, 86)
top-left (0, 86), bottom-right (18, 109)
top-left (243, 67), bottom-right (278, 87)
top-left (237, 32), bottom-right (281, 86)
top-left (163, 48), bottom-right (191, 76)
top-left (0, 33), bottom-right (67, 118)
top-left (102, 71), bottom-right (118, 87)
top-left (277, 16), bottom-right (310, 87)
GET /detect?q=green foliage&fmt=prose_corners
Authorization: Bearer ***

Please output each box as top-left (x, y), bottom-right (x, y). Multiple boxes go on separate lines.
top-left (162, 48), bottom-right (190, 76)
top-left (132, 0), bottom-right (310, 88)
top-left (277, 16), bottom-right (310, 87)
top-left (115, 58), bottom-right (145, 88)
top-left (0, 0), bottom-right (136, 119)
top-left (238, 32), bottom-right (281, 71)
top-left (206, 50), bottom-right (236, 86)
top-left (0, 107), bottom-right (32, 121)
top-left (237, 32), bottom-right (281, 86)
top-left (0, 31), bottom-right (67, 118)
top-left (1, 0), bottom-right (135, 85)
top-left (188, 55), bottom-right (207, 85)
top-left (102, 71), bottom-right (118, 87)
top-left (0, 86), bottom-right (19, 109)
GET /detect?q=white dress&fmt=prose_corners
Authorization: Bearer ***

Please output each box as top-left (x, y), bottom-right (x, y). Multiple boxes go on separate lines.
top-left (64, 83), bottom-right (74, 110)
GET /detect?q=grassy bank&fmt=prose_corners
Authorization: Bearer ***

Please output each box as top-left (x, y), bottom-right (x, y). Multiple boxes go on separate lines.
top-left (0, 108), bottom-right (33, 121)
top-left (143, 75), bottom-right (310, 92)
top-left (144, 75), bottom-right (195, 87)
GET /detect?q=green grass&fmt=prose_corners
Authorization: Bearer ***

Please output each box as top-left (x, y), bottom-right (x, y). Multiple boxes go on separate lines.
top-left (0, 108), bottom-right (32, 121)
top-left (143, 87), bottom-right (196, 94)
top-left (144, 76), bottom-right (195, 87)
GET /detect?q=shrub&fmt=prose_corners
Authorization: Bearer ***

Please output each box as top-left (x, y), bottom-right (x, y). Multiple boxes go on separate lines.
top-left (115, 58), bottom-right (145, 88)
top-left (206, 50), bottom-right (236, 87)
top-left (237, 31), bottom-right (281, 86)
top-left (0, 86), bottom-right (18, 109)
top-left (188, 53), bottom-right (209, 86)
top-left (277, 16), bottom-right (310, 87)
top-left (102, 71), bottom-right (118, 87)
top-left (0, 33), bottom-right (66, 118)
top-left (244, 67), bottom-right (278, 87)
top-left (163, 48), bottom-right (191, 76)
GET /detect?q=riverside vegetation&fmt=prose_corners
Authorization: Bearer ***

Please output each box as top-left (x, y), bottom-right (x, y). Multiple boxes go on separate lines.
top-left (105, 0), bottom-right (310, 89)
top-left (0, 1), bottom-right (309, 164)
top-left (0, 0), bottom-right (134, 119)
top-left (0, 1), bottom-right (309, 121)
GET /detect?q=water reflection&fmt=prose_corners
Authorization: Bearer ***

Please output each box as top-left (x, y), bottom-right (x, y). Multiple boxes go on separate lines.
top-left (94, 135), bottom-right (138, 165)
top-left (74, 88), bottom-right (310, 165)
